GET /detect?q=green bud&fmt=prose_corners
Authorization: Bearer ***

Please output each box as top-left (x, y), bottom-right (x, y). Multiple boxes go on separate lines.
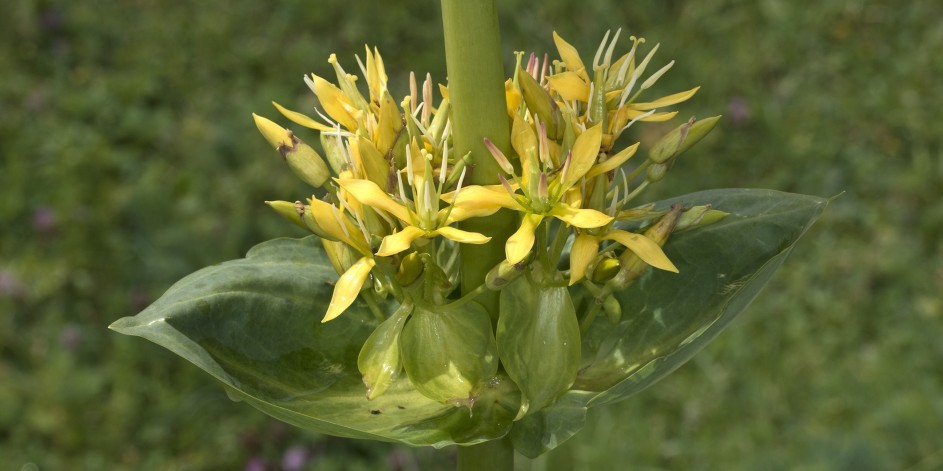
top-left (648, 115), bottom-right (721, 164)
top-left (591, 257), bottom-right (621, 283)
top-left (497, 269), bottom-right (580, 419)
top-left (400, 302), bottom-right (498, 408)
top-left (485, 259), bottom-right (525, 290)
top-left (358, 302), bottom-right (412, 400)
top-left (395, 252), bottom-right (423, 287)
top-left (264, 200), bottom-right (306, 230)
top-left (588, 65), bottom-right (608, 128)
top-left (602, 295), bottom-right (622, 325)
top-left (646, 162), bottom-right (668, 183)
top-left (518, 65), bottom-right (563, 139)
top-left (319, 132), bottom-right (349, 175)
top-left (674, 204), bottom-right (728, 233)
top-left (253, 114), bottom-right (331, 187)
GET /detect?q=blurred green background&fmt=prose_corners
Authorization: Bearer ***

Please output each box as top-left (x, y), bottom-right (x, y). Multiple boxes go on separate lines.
top-left (2, 0), bottom-right (940, 469)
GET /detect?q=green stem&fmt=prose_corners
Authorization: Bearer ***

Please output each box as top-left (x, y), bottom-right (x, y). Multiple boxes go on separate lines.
top-left (457, 437), bottom-right (514, 471)
top-left (441, 0), bottom-right (515, 317)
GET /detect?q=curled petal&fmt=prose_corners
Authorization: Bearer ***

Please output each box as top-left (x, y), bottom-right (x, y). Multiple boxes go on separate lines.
top-left (435, 226), bottom-right (491, 245)
top-left (336, 178), bottom-right (412, 224)
top-left (308, 74), bottom-right (358, 130)
top-left (550, 204), bottom-right (613, 228)
top-left (568, 234), bottom-right (600, 285)
top-left (444, 185), bottom-right (521, 223)
top-left (376, 226), bottom-right (426, 257)
top-left (323, 256), bottom-right (376, 322)
top-left (603, 229), bottom-right (678, 273)
top-left (506, 213), bottom-right (544, 264)
top-left (548, 71), bottom-right (590, 102)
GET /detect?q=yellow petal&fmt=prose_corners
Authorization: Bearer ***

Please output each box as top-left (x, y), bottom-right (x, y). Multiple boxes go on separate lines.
top-left (376, 226), bottom-right (426, 257)
top-left (323, 256), bottom-right (376, 322)
top-left (568, 234), bottom-right (600, 285)
top-left (549, 204), bottom-right (613, 228)
top-left (504, 79), bottom-right (521, 116)
top-left (309, 74), bottom-right (358, 130)
top-left (271, 102), bottom-right (333, 132)
top-left (506, 213), bottom-right (544, 264)
top-left (603, 230), bottom-right (678, 273)
top-left (435, 226), bottom-right (491, 245)
top-left (552, 31), bottom-right (589, 82)
top-left (547, 71), bottom-right (590, 102)
top-left (336, 178), bottom-right (412, 224)
top-left (308, 197), bottom-right (368, 254)
top-left (560, 124), bottom-right (603, 189)
top-left (586, 142), bottom-right (640, 178)
top-left (630, 86), bottom-right (700, 111)
top-left (444, 185), bottom-right (521, 223)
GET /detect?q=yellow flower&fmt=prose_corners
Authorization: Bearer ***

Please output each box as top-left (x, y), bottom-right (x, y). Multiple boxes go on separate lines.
top-left (336, 147), bottom-right (491, 258)
top-left (567, 228), bottom-right (677, 286)
top-left (545, 30), bottom-right (700, 150)
top-left (452, 123), bottom-right (614, 264)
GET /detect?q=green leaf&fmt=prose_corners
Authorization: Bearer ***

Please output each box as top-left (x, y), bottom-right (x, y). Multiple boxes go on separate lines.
top-left (510, 188), bottom-right (826, 456)
top-left (109, 236), bottom-right (515, 448)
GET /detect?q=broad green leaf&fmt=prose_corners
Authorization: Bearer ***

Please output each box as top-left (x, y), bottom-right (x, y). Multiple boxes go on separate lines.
top-left (511, 188), bottom-right (826, 456)
top-left (109, 236), bottom-right (516, 448)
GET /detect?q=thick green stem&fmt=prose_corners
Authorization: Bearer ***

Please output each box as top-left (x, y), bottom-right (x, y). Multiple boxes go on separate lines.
top-left (441, 0), bottom-right (515, 315)
top-left (457, 437), bottom-right (514, 471)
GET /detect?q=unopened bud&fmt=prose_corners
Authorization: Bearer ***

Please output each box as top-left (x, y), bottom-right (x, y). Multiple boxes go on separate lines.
top-left (264, 200), bottom-right (306, 230)
top-left (486, 259), bottom-right (525, 290)
top-left (602, 295), bottom-right (622, 324)
top-left (253, 113), bottom-right (331, 187)
top-left (646, 162), bottom-right (668, 183)
top-left (591, 257), bottom-right (621, 283)
top-left (395, 252), bottom-right (423, 287)
top-left (648, 115), bottom-right (721, 164)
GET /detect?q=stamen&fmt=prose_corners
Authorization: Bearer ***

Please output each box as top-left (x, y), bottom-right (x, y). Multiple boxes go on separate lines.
top-left (639, 60), bottom-right (674, 91)
top-left (422, 73), bottom-right (432, 127)
top-left (620, 43), bottom-right (661, 107)
top-left (338, 196), bottom-right (371, 244)
top-left (313, 107), bottom-right (339, 128)
top-left (303, 74), bottom-right (318, 96)
top-left (498, 174), bottom-right (516, 197)
top-left (396, 166), bottom-right (410, 204)
top-left (604, 28), bottom-right (622, 68)
top-left (405, 144), bottom-right (415, 186)
top-left (608, 182), bottom-right (619, 216)
top-left (538, 172), bottom-right (549, 202)
top-left (354, 54), bottom-right (368, 83)
top-left (593, 29), bottom-right (611, 70)
top-left (438, 147), bottom-right (448, 185)
top-left (560, 151), bottom-right (572, 183)
top-left (540, 53), bottom-right (550, 85)
top-left (484, 138), bottom-right (514, 174)
top-left (538, 120), bottom-right (552, 167)
top-left (619, 109), bottom-right (657, 134)
top-left (409, 71), bottom-right (418, 115)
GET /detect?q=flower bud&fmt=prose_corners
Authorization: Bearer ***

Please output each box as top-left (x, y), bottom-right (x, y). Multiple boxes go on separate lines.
top-left (358, 302), bottom-right (412, 400)
top-left (591, 257), bottom-right (621, 283)
top-left (400, 302), bottom-right (498, 409)
top-left (648, 115), bottom-right (721, 164)
top-left (646, 162), bottom-right (668, 183)
top-left (602, 294), bottom-right (622, 325)
top-left (517, 65), bottom-right (563, 139)
top-left (264, 200), bottom-right (306, 230)
top-left (395, 252), bottom-right (423, 287)
top-left (253, 114), bottom-right (331, 187)
top-left (485, 259), bottom-right (525, 290)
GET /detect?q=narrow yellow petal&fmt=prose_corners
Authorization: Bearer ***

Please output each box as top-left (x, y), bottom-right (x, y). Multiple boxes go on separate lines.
top-left (568, 234), bottom-right (600, 285)
top-left (307, 197), bottom-right (365, 252)
top-left (603, 230), bottom-right (679, 273)
top-left (506, 213), bottom-right (544, 264)
top-left (272, 102), bottom-right (333, 132)
top-left (586, 142), bottom-right (640, 178)
top-left (323, 257), bottom-right (376, 322)
top-left (310, 74), bottom-right (358, 130)
top-left (550, 204), bottom-right (613, 228)
top-left (561, 124), bottom-right (603, 189)
top-left (435, 226), bottom-right (491, 245)
top-left (552, 31), bottom-right (589, 82)
top-left (336, 178), bottom-right (412, 224)
top-left (376, 226), bottom-right (426, 257)
top-left (547, 71), bottom-right (590, 102)
top-left (630, 86), bottom-right (700, 110)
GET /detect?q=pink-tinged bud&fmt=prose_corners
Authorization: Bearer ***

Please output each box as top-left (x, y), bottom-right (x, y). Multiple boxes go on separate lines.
top-left (484, 138), bottom-right (515, 174)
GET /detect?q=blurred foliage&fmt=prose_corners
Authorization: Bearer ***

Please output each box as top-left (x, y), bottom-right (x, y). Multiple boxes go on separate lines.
top-left (1, 0), bottom-right (940, 469)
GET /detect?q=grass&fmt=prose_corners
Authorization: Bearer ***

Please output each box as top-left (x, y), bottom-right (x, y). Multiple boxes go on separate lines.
top-left (1, 0), bottom-right (940, 469)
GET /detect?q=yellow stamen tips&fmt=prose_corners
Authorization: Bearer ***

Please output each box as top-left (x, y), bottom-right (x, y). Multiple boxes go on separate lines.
top-left (323, 256), bottom-right (376, 323)
top-left (484, 138), bottom-right (515, 174)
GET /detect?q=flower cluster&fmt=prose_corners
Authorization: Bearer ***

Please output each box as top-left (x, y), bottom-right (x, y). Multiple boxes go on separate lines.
top-left (253, 31), bottom-right (723, 406)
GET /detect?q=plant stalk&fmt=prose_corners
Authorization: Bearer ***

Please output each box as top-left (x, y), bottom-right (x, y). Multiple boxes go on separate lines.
top-left (441, 0), bottom-right (515, 316)
top-left (457, 437), bottom-right (515, 471)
